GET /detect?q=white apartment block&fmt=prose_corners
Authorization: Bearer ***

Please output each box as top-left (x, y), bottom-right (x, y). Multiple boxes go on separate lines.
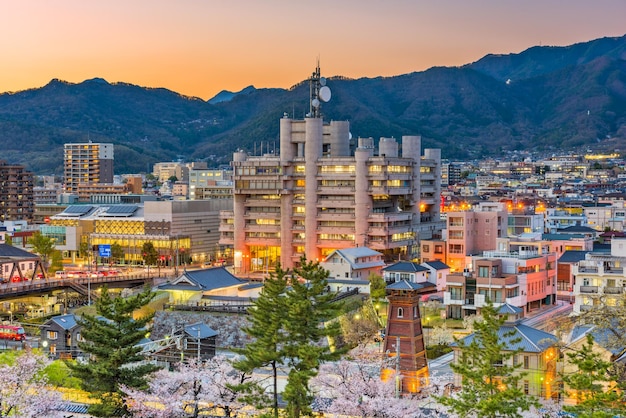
top-left (572, 238), bottom-right (626, 314)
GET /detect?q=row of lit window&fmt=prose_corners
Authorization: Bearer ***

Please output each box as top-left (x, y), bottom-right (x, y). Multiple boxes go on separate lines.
top-left (320, 165), bottom-right (356, 174)
top-left (235, 180), bottom-right (281, 189)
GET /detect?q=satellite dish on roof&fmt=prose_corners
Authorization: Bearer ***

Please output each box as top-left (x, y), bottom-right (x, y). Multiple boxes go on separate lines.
top-left (319, 86), bottom-right (331, 102)
top-left (319, 77), bottom-right (327, 86)
top-left (311, 98), bottom-right (320, 108)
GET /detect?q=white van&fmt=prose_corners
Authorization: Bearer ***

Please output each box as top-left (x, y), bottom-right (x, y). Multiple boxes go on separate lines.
top-left (54, 271), bottom-right (68, 279)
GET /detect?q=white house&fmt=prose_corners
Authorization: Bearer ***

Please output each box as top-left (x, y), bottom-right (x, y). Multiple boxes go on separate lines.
top-left (321, 247), bottom-right (385, 280)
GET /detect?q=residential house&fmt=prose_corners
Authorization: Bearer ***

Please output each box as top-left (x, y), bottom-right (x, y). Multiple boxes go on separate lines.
top-left (41, 314), bottom-right (82, 359)
top-left (420, 260), bottom-right (450, 293)
top-left (450, 305), bottom-right (559, 400)
top-left (562, 324), bottom-right (626, 406)
top-left (321, 247), bottom-right (384, 280)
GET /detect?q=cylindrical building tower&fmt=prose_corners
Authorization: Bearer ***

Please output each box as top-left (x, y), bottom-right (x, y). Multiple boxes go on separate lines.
top-left (304, 117), bottom-right (323, 262)
top-left (354, 148), bottom-right (371, 247)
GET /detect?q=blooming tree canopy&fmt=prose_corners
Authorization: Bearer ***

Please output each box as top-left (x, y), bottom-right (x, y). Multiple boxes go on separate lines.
top-left (0, 350), bottom-right (64, 418)
top-left (123, 356), bottom-right (249, 418)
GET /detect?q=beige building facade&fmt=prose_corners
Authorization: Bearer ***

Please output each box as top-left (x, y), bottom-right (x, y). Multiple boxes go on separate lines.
top-left (219, 114), bottom-right (442, 271)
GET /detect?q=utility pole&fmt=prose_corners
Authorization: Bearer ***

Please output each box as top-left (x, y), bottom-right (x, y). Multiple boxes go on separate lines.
top-left (197, 325), bottom-right (201, 361)
top-left (174, 235), bottom-right (179, 276)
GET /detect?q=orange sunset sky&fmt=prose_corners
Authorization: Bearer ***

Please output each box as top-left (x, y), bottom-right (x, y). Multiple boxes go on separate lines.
top-left (1, 0), bottom-right (625, 100)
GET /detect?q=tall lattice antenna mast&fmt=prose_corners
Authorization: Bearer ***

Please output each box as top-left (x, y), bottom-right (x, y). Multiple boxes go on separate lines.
top-left (308, 59), bottom-right (331, 118)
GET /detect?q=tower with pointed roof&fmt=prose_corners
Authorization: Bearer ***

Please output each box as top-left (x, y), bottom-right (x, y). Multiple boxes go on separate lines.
top-left (381, 280), bottom-right (429, 393)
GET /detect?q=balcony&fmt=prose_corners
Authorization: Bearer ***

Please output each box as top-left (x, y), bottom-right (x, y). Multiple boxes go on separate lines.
top-left (580, 286), bottom-right (599, 294)
top-left (577, 266), bottom-right (598, 273)
top-left (604, 286), bottom-right (624, 294)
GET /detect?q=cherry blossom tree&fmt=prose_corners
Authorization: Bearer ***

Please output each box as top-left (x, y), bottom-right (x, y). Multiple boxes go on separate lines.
top-left (123, 356), bottom-right (249, 418)
top-left (0, 350), bottom-right (64, 418)
top-left (312, 359), bottom-right (450, 418)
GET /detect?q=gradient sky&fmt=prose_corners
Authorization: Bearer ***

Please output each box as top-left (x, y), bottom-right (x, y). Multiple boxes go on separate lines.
top-left (1, 0), bottom-right (625, 100)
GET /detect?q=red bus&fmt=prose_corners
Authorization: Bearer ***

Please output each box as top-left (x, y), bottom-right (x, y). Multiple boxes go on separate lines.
top-left (0, 324), bottom-right (26, 341)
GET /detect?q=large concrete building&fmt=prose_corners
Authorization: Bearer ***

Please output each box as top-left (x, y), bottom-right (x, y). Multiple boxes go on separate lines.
top-left (219, 67), bottom-right (442, 271)
top-left (64, 142), bottom-right (114, 194)
top-left (0, 160), bottom-right (34, 222)
top-left (45, 200), bottom-right (231, 266)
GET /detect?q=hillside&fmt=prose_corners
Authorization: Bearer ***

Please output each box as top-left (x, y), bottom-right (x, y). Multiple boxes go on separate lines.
top-left (0, 34), bottom-right (625, 175)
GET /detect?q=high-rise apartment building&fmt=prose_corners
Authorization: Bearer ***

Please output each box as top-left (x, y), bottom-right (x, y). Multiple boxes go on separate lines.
top-left (64, 142), bottom-right (114, 194)
top-left (0, 160), bottom-right (34, 222)
top-left (219, 67), bottom-right (441, 271)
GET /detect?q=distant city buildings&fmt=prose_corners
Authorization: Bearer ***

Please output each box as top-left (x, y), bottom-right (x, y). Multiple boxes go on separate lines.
top-left (0, 159), bottom-right (34, 222)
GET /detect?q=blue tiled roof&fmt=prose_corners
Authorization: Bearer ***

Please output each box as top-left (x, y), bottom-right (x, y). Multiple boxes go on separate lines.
top-left (497, 304), bottom-right (523, 315)
top-left (558, 250), bottom-right (588, 263)
top-left (48, 314), bottom-right (79, 330)
top-left (0, 243), bottom-right (39, 258)
top-left (386, 280), bottom-right (427, 291)
top-left (382, 262), bottom-right (429, 273)
top-left (158, 267), bottom-right (245, 291)
top-left (461, 323), bottom-right (557, 353)
top-left (184, 322), bottom-right (218, 339)
top-left (422, 260), bottom-right (450, 270)
top-left (570, 324), bottom-right (626, 356)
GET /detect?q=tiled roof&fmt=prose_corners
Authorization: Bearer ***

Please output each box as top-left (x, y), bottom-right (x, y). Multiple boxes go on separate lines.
top-left (47, 314), bottom-right (79, 330)
top-left (497, 304), bottom-right (523, 315)
top-left (184, 322), bottom-right (218, 339)
top-left (558, 250), bottom-right (588, 263)
top-left (382, 262), bottom-right (429, 273)
top-left (158, 267), bottom-right (244, 291)
top-left (557, 225), bottom-right (597, 233)
top-left (386, 280), bottom-right (427, 291)
top-left (569, 324), bottom-right (626, 356)
top-left (461, 323), bottom-right (557, 353)
top-left (422, 260), bottom-right (449, 270)
top-left (0, 244), bottom-right (39, 258)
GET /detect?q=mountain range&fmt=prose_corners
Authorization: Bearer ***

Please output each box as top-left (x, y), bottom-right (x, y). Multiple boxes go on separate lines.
top-left (1, 34), bottom-right (625, 176)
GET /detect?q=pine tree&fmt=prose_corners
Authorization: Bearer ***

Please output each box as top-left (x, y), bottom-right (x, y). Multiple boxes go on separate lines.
top-left (232, 264), bottom-right (290, 418)
top-left (67, 285), bottom-right (159, 417)
top-left (282, 257), bottom-right (345, 418)
top-left (561, 333), bottom-right (624, 417)
top-left (435, 301), bottom-right (538, 418)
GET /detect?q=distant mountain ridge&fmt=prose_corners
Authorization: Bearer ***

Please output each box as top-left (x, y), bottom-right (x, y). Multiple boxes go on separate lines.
top-left (0, 34), bottom-right (625, 175)
top-left (207, 85), bottom-right (256, 104)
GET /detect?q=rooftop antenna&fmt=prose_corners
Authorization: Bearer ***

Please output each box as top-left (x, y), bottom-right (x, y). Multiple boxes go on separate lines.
top-left (309, 58), bottom-right (331, 119)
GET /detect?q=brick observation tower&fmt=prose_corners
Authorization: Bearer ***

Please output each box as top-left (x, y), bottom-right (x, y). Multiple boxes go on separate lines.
top-left (381, 280), bottom-right (429, 393)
